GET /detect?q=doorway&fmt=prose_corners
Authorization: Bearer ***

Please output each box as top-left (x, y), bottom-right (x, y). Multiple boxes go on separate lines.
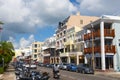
top-left (106, 56), bottom-right (113, 69)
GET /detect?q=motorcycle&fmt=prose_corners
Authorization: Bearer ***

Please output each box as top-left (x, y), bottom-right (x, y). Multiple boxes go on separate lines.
top-left (54, 71), bottom-right (60, 79)
top-left (30, 71), bottom-right (50, 80)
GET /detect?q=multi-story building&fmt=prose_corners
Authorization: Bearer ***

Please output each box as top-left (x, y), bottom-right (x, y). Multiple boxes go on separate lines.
top-left (83, 15), bottom-right (120, 71)
top-left (74, 29), bottom-right (85, 64)
top-left (14, 46), bottom-right (32, 62)
top-left (42, 35), bottom-right (56, 64)
top-left (56, 12), bottom-right (98, 64)
top-left (61, 26), bottom-right (82, 64)
top-left (32, 41), bottom-right (43, 61)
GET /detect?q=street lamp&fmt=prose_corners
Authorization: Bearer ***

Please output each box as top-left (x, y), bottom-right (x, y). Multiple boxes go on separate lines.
top-left (91, 23), bottom-right (95, 72)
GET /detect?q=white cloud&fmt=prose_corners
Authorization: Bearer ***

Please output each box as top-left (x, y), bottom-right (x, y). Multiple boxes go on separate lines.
top-left (77, 0), bottom-right (120, 16)
top-left (8, 37), bottom-right (19, 49)
top-left (8, 34), bottom-right (35, 49)
top-left (0, 0), bottom-right (29, 23)
top-left (0, 0), bottom-right (77, 41)
top-left (0, 0), bottom-right (76, 28)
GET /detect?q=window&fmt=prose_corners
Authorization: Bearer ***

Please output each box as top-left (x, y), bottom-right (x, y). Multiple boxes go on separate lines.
top-left (80, 20), bottom-right (83, 24)
top-left (34, 44), bottom-right (37, 48)
top-left (90, 20), bottom-right (92, 23)
top-left (60, 32), bottom-right (62, 36)
top-left (63, 31), bottom-right (66, 35)
top-left (34, 49), bottom-right (37, 53)
top-left (63, 38), bottom-right (66, 42)
top-left (34, 54), bottom-right (37, 58)
top-left (57, 34), bottom-right (59, 38)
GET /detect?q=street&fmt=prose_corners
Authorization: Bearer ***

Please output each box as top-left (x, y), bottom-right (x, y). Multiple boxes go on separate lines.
top-left (37, 66), bottom-right (120, 80)
top-left (1, 65), bottom-right (120, 80)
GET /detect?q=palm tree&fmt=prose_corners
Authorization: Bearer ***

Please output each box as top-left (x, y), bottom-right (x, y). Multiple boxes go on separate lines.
top-left (0, 41), bottom-right (15, 66)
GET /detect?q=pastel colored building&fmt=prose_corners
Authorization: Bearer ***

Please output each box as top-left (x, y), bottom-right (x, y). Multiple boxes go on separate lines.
top-left (83, 15), bottom-right (120, 71)
top-left (42, 36), bottom-right (56, 64)
top-left (56, 12), bottom-right (99, 64)
top-left (32, 41), bottom-right (43, 61)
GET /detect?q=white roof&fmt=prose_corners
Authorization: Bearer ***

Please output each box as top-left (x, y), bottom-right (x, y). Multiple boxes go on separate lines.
top-left (101, 15), bottom-right (120, 20)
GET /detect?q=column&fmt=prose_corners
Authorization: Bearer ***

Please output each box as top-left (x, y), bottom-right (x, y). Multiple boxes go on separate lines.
top-left (64, 45), bottom-right (65, 53)
top-left (76, 54), bottom-right (79, 65)
top-left (100, 21), bottom-right (106, 70)
top-left (84, 56), bottom-right (87, 64)
top-left (70, 44), bottom-right (72, 52)
top-left (68, 56), bottom-right (71, 63)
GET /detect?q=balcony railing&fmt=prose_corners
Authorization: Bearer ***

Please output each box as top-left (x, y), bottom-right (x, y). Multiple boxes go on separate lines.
top-left (84, 45), bottom-right (115, 54)
top-left (84, 29), bottom-right (115, 40)
top-left (105, 45), bottom-right (116, 53)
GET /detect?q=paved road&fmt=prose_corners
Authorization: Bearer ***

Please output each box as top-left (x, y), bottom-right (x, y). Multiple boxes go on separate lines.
top-left (1, 65), bottom-right (120, 80)
top-left (37, 66), bottom-right (120, 80)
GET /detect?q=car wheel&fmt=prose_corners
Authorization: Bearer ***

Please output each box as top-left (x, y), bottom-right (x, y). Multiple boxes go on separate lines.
top-left (67, 69), bottom-right (69, 71)
top-left (82, 70), bottom-right (85, 74)
top-left (76, 69), bottom-right (78, 73)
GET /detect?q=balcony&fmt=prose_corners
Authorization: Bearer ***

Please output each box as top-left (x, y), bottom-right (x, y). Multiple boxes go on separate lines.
top-left (105, 45), bottom-right (116, 53)
top-left (84, 33), bottom-right (92, 40)
top-left (84, 45), bottom-right (115, 54)
top-left (84, 29), bottom-right (115, 40)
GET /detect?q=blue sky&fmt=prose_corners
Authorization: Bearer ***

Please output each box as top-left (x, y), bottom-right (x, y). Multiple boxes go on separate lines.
top-left (0, 0), bottom-right (120, 48)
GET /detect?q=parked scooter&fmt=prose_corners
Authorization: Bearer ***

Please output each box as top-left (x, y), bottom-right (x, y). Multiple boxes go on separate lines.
top-left (30, 71), bottom-right (49, 80)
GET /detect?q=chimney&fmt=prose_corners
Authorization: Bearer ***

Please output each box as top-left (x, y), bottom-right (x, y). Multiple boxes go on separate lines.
top-left (76, 12), bottom-right (80, 16)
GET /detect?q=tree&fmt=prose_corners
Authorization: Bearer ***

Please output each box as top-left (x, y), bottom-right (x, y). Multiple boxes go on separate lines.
top-left (0, 41), bottom-right (15, 68)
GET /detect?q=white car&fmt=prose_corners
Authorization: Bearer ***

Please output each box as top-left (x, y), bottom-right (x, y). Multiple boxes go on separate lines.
top-left (25, 64), bottom-right (30, 68)
top-left (30, 64), bottom-right (37, 69)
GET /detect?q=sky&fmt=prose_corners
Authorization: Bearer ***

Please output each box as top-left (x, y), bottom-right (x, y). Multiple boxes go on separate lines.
top-left (0, 0), bottom-right (120, 49)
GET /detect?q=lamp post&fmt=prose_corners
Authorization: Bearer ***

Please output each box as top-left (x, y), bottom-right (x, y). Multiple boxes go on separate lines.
top-left (91, 23), bottom-right (95, 72)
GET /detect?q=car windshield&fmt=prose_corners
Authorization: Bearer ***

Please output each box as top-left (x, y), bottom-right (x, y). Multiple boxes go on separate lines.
top-left (84, 64), bottom-right (90, 67)
top-left (71, 63), bottom-right (76, 66)
top-left (63, 63), bottom-right (68, 65)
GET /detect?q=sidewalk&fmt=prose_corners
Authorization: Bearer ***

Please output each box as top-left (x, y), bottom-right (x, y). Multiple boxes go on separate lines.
top-left (0, 64), bottom-right (15, 80)
top-left (95, 71), bottom-right (120, 79)
top-left (0, 74), bottom-right (3, 80)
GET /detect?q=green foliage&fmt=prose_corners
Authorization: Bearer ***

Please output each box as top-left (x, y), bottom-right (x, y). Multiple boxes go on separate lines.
top-left (0, 67), bottom-right (4, 74)
top-left (0, 55), bottom-right (2, 63)
top-left (0, 41), bottom-right (15, 70)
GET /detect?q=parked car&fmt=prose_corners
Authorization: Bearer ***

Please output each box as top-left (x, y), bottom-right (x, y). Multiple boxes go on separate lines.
top-left (39, 63), bottom-right (44, 67)
top-left (66, 63), bottom-right (77, 71)
top-left (30, 64), bottom-right (37, 69)
top-left (45, 63), bottom-right (50, 67)
top-left (59, 63), bottom-right (68, 70)
top-left (76, 63), bottom-right (94, 74)
top-left (49, 64), bottom-right (54, 68)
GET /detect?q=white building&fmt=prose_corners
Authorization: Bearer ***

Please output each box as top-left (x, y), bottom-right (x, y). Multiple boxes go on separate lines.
top-left (83, 15), bottom-right (120, 71)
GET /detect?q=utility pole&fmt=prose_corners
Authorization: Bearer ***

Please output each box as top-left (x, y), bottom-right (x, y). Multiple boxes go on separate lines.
top-left (0, 21), bottom-right (3, 68)
top-left (0, 21), bottom-right (3, 42)
top-left (91, 23), bottom-right (95, 72)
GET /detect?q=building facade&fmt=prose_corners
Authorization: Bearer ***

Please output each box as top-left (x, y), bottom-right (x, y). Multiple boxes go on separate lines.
top-left (14, 46), bottom-right (32, 62)
top-left (32, 41), bottom-right (43, 61)
top-left (83, 15), bottom-right (120, 71)
top-left (42, 35), bottom-right (56, 64)
top-left (56, 12), bottom-right (98, 64)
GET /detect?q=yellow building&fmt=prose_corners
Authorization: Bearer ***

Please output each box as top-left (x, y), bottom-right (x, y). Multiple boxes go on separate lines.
top-left (32, 41), bottom-right (43, 61)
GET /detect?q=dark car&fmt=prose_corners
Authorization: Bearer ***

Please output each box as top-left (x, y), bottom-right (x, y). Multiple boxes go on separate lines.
top-left (76, 63), bottom-right (94, 74)
top-left (38, 63), bottom-right (44, 67)
top-left (66, 63), bottom-right (77, 71)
